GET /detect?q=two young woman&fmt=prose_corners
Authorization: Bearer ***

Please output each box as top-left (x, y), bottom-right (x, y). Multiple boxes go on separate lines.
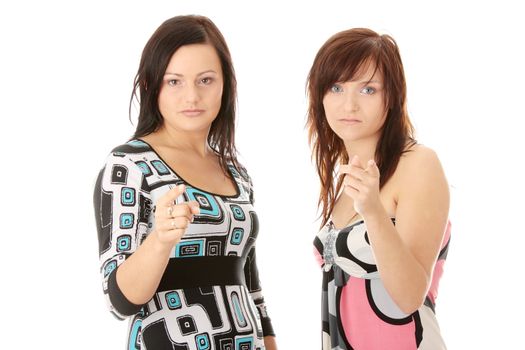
top-left (94, 15), bottom-right (449, 350)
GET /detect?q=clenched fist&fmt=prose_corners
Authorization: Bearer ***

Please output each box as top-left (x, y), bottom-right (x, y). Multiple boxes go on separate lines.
top-left (152, 184), bottom-right (200, 248)
top-left (339, 155), bottom-right (381, 216)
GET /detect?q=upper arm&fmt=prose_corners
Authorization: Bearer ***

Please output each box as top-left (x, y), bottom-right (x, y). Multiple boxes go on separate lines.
top-left (235, 162), bottom-right (255, 204)
top-left (394, 147), bottom-right (450, 280)
top-left (93, 152), bottom-right (152, 317)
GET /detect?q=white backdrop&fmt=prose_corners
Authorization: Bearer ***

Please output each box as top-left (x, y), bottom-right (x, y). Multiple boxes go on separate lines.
top-left (1, 1), bottom-right (524, 349)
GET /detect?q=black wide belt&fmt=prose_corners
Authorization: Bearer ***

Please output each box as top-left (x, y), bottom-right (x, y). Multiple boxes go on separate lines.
top-left (156, 256), bottom-right (246, 292)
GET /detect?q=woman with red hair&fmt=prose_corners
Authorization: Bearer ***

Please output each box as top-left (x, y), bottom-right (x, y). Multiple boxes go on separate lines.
top-left (309, 28), bottom-right (450, 349)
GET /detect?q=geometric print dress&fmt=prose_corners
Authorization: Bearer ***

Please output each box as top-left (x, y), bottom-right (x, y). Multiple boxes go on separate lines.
top-left (313, 218), bottom-right (451, 350)
top-left (93, 139), bottom-right (274, 350)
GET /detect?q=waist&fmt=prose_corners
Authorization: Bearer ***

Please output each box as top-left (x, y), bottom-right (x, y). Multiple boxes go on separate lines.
top-left (157, 256), bottom-right (246, 292)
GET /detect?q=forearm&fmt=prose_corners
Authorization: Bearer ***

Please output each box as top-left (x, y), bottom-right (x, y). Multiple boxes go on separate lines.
top-left (116, 230), bottom-right (173, 305)
top-left (364, 206), bottom-right (429, 314)
top-left (264, 336), bottom-right (277, 350)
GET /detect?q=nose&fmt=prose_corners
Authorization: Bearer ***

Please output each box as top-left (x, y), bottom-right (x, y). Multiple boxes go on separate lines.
top-left (343, 92), bottom-right (359, 113)
top-left (184, 84), bottom-right (200, 104)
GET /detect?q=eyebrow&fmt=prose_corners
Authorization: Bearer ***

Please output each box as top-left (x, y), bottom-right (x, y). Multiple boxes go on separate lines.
top-left (353, 79), bottom-right (382, 84)
top-left (164, 70), bottom-right (218, 77)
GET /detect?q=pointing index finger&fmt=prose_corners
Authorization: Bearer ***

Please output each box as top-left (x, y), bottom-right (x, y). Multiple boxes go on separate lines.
top-left (366, 159), bottom-right (381, 177)
top-left (158, 184), bottom-right (186, 208)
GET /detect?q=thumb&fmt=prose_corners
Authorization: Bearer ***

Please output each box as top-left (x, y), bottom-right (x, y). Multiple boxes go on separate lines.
top-left (351, 155), bottom-right (362, 168)
top-left (366, 159), bottom-right (380, 178)
top-left (187, 200), bottom-right (201, 215)
top-left (158, 184), bottom-right (186, 207)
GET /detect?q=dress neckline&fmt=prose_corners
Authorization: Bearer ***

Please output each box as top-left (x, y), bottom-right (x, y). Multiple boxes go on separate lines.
top-left (328, 217), bottom-right (365, 231)
top-left (327, 216), bottom-right (396, 231)
top-left (133, 138), bottom-right (242, 199)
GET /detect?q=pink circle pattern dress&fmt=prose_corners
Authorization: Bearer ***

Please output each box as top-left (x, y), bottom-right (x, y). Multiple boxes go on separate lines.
top-left (313, 218), bottom-right (451, 349)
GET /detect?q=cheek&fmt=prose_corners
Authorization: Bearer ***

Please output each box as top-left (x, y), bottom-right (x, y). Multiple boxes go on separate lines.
top-left (322, 98), bottom-right (342, 134)
top-left (216, 85), bottom-right (224, 103)
top-left (157, 85), bottom-right (182, 108)
top-left (375, 106), bottom-right (388, 126)
top-left (363, 98), bottom-right (386, 125)
top-left (209, 85), bottom-right (223, 109)
top-left (157, 89), bottom-right (171, 114)
top-left (322, 96), bottom-right (336, 120)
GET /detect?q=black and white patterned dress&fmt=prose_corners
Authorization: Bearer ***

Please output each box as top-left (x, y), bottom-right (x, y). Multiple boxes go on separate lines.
top-left (93, 139), bottom-right (274, 350)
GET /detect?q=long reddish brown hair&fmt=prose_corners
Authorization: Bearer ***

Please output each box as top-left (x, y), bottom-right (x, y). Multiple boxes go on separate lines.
top-left (306, 28), bottom-right (416, 227)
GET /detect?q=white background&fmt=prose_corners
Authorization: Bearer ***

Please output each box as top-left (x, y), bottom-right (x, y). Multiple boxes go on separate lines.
top-left (1, 0), bottom-right (524, 349)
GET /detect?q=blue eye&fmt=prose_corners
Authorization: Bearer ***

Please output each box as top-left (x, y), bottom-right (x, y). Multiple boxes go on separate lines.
top-left (330, 84), bottom-right (343, 93)
top-left (361, 87), bottom-right (376, 94)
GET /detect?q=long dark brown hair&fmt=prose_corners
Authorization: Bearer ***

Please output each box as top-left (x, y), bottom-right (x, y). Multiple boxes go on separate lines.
top-left (306, 28), bottom-right (416, 227)
top-left (129, 15), bottom-right (239, 173)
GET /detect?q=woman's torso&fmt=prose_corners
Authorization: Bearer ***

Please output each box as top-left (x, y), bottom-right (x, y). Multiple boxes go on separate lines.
top-left (314, 217), bottom-right (450, 350)
top-left (99, 139), bottom-right (266, 349)
top-left (315, 145), bottom-right (449, 349)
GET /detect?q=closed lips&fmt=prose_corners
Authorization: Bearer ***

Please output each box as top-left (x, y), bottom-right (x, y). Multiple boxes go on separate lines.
top-left (181, 109), bottom-right (205, 116)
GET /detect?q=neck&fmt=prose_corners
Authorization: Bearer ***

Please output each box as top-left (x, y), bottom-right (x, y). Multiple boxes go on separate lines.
top-left (343, 135), bottom-right (379, 165)
top-left (157, 125), bottom-right (213, 158)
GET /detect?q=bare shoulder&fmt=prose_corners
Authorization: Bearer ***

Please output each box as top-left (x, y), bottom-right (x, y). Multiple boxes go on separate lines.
top-left (396, 144), bottom-right (447, 186)
top-left (399, 144), bottom-right (442, 171)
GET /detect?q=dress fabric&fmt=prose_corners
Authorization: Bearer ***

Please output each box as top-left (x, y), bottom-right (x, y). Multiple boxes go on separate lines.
top-left (313, 218), bottom-right (451, 350)
top-left (94, 139), bottom-right (274, 350)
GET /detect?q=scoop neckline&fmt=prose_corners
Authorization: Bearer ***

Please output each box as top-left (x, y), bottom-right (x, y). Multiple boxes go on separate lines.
top-left (133, 138), bottom-right (242, 199)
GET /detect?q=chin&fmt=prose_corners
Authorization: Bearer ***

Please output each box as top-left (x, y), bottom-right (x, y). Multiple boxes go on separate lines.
top-left (175, 117), bottom-right (215, 131)
top-left (333, 130), bottom-right (361, 142)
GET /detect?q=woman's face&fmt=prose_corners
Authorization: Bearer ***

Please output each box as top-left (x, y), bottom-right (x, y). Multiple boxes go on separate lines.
top-left (322, 63), bottom-right (387, 144)
top-left (157, 43), bottom-right (223, 134)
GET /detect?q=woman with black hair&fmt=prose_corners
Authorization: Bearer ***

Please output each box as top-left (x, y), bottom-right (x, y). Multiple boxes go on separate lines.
top-left (93, 15), bottom-right (277, 350)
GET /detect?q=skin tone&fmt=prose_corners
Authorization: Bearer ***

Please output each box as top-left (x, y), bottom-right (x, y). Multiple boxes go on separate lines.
top-left (323, 63), bottom-right (450, 314)
top-left (144, 43), bottom-right (235, 195)
top-left (117, 43), bottom-right (277, 349)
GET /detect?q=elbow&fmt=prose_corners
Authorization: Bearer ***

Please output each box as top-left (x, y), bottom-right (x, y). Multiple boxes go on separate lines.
top-left (394, 279), bottom-right (429, 315)
top-left (397, 296), bottom-right (425, 315)
top-left (108, 292), bottom-right (143, 317)
top-left (106, 269), bottom-right (144, 317)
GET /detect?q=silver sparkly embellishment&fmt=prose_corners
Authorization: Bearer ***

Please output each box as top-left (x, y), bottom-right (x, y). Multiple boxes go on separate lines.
top-left (323, 227), bottom-right (338, 266)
